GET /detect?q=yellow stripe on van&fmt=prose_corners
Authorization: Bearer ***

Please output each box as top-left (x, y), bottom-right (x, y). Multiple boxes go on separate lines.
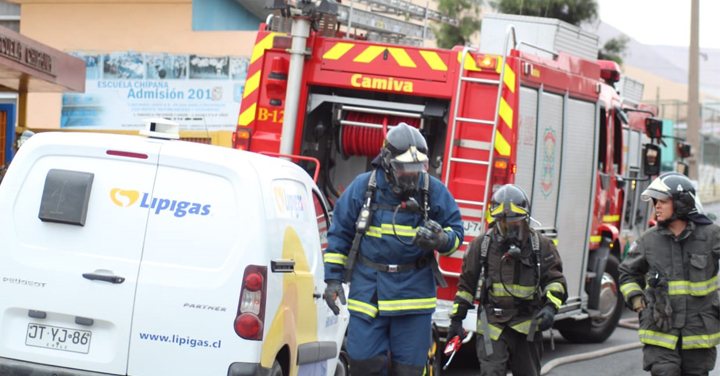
top-left (388, 48), bottom-right (417, 68)
top-left (499, 98), bottom-right (513, 129)
top-left (494, 131), bottom-right (510, 156)
top-left (503, 63), bottom-right (516, 93)
top-left (419, 51), bottom-right (448, 71)
top-left (603, 215), bottom-right (620, 222)
top-left (323, 42), bottom-right (355, 60)
top-left (458, 52), bottom-right (481, 71)
top-left (251, 33), bottom-right (280, 64)
top-left (354, 46), bottom-right (386, 63)
top-left (243, 71), bottom-right (261, 99)
top-left (590, 236), bottom-right (602, 243)
top-left (238, 103), bottom-right (257, 127)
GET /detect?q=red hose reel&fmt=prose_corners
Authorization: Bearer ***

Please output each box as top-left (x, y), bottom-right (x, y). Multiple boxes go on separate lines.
top-left (340, 112), bottom-right (421, 158)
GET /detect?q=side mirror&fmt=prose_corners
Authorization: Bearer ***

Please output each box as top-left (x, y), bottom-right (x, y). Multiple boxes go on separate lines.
top-left (645, 117), bottom-right (663, 140)
top-left (676, 161), bottom-right (689, 176)
top-left (642, 144), bottom-right (662, 176)
top-left (676, 142), bottom-right (691, 159)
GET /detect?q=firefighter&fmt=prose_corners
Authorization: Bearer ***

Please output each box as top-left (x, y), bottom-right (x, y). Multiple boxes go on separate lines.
top-left (323, 122), bottom-right (464, 376)
top-left (447, 184), bottom-right (567, 376)
top-left (619, 172), bottom-right (720, 376)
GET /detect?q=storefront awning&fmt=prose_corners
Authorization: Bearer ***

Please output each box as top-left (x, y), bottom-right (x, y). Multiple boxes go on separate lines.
top-left (0, 25), bottom-right (84, 93)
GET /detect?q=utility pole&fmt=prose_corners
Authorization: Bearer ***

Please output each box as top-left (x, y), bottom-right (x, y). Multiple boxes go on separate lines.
top-left (687, 0), bottom-right (700, 179)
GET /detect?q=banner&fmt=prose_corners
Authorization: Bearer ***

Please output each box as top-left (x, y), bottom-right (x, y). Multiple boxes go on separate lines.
top-left (61, 51), bottom-right (249, 131)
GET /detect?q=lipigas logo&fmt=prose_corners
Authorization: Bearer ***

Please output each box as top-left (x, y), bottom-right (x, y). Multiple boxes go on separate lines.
top-left (110, 188), bottom-right (211, 218)
top-left (111, 188), bottom-right (140, 207)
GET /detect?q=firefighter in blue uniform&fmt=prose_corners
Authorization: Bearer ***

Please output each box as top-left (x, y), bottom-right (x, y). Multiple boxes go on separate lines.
top-left (323, 122), bottom-right (464, 375)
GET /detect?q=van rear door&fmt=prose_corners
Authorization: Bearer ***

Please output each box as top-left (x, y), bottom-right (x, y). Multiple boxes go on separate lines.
top-left (0, 133), bottom-right (160, 374)
top-left (127, 142), bottom-right (265, 375)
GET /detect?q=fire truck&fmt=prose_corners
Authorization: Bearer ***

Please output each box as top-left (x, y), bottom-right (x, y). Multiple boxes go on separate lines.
top-left (234, 1), bottom-right (659, 369)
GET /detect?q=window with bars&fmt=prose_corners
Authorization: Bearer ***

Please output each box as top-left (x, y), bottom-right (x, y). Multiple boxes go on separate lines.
top-left (0, 1), bottom-right (20, 33)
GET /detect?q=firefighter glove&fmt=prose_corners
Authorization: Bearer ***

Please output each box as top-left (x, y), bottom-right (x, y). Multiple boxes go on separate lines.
top-left (324, 280), bottom-right (346, 316)
top-left (447, 319), bottom-right (465, 341)
top-left (649, 278), bottom-right (673, 332)
top-left (535, 305), bottom-right (557, 331)
top-left (414, 219), bottom-right (448, 252)
top-left (631, 295), bottom-right (646, 312)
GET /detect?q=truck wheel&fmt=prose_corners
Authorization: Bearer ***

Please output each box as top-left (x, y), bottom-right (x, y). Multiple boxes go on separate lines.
top-left (426, 324), bottom-right (443, 376)
top-left (558, 253), bottom-right (623, 343)
top-left (270, 360), bottom-right (284, 376)
top-left (335, 336), bottom-right (350, 376)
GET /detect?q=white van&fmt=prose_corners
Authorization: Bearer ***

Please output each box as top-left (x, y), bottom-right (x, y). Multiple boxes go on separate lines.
top-left (0, 130), bottom-right (348, 375)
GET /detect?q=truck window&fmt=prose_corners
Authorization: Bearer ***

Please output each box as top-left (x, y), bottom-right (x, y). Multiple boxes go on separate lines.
top-left (312, 190), bottom-right (330, 254)
top-left (613, 110), bottom-right (624, 174)
top-left (598, 107), bottom-right (607, 172)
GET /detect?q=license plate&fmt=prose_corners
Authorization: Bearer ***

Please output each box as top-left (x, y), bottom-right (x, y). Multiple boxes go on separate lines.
top-left (26, 323), bottom-right (91, 354)
top-left (463, 220), bottom-right (483, 237)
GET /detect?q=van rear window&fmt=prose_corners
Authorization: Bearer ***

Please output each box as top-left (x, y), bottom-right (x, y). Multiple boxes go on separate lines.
top-left (38, 169), bottom-right (94, 226)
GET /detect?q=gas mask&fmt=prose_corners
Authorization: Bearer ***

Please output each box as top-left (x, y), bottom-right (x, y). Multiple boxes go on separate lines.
top-left (495, 218), bottom-right (527, 258)
top-left (387, 147), bottom-right (429, 198)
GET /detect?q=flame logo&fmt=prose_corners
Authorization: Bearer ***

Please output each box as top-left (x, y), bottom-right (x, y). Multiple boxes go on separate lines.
top-left (110, 188), bottom-right (140, 207)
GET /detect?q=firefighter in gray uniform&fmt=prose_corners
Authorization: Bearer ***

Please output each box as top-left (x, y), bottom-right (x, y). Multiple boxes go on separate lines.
top-left (619, 172), bottom-right (720, 376)
top-left (448, 184), bottom-right (567, 376)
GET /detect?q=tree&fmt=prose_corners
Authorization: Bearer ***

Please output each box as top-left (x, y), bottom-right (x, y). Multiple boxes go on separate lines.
top-left (434, 0), bottom-right (482, 49)
top-left (490, 0), bottom-right (598, 26)
top-left (598, 35), bottom-right (630, 65)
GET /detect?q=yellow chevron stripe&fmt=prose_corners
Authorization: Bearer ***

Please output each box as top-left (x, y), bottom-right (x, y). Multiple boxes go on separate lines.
top-left (388, 48), bottom-right (417, 68)
top-left (499, 97), bottom-right (513, 129)
top-left (495, 56), bottom-right (503, 74)
top-left (243, 71), bottom-right (261, 99)
top-left (238, 103), bottom-right (257, 127)
top-left (323, 42), bottom-right (355, 60)
top-left (503, 63), bottom-right (515, 93)
top-left (457, 52), bottom-right (481, 72)
top-left (603, 215), bottom-right (620, 222)
top-left (419, 51), bottom-right (447, 71)
top-left (590, 236), bottom-right (602, 243)
top-left (251, 33), bottom-right (279, 64)
top-left (354, 46), bottom-right (385, 63)
top-left (494, 131), bottom-right (510, 156)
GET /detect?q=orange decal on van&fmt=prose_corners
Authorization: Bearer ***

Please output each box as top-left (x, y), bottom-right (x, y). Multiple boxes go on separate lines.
top-left (110, 188), bottom-right (140, 207)
top-left (261, 227), bottom-right (318, 371)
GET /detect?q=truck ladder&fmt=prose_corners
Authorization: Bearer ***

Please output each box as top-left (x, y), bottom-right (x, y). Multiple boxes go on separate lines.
top-left (440, 26), bottom-right (517, 277)
top-left (334, 0), bottom-right (457, 46)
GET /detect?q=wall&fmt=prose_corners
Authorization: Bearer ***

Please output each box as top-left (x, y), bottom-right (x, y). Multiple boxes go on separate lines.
top-left (14, 0), bottom-right (259, 128)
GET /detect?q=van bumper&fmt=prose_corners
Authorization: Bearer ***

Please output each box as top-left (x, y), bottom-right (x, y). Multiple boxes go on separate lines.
top-left (228, 362), bottom-right (272, 376)
top-left (0, 356), bottom-right (113, 375)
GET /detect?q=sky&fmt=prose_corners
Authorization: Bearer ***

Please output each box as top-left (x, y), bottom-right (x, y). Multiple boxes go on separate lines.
top-left (597, 0), bottom-right (720, 49)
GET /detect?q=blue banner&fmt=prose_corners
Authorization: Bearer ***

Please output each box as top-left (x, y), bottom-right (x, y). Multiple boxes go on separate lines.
top-left (62, 51), bottom-right (249, 131)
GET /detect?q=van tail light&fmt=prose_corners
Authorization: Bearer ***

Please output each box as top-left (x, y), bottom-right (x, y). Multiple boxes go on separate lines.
top-left (235, 265), bottom-right (267, 340)
top-left (233, 129), bottom-right (252, 150)
top-left (490, 157), bottom-right (510, 193)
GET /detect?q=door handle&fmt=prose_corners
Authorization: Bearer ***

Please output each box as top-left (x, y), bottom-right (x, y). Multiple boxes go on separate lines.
top-left (313, 292), bottom-right (322, 299)
top-left (82, 273), bottom-right (125, 284)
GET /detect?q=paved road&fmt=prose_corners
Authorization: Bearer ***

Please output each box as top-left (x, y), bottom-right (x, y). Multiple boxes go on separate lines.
top-left (442, 309), bottom-right (642, 375)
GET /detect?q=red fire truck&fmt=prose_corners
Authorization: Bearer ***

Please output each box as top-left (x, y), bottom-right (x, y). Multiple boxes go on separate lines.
top-left (234, 3), bottom-right (657, 368)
